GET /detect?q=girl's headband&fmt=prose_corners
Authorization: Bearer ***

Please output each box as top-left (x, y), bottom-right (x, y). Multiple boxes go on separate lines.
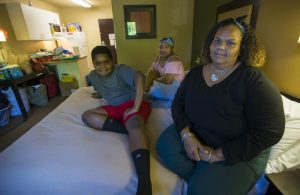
top-left (233, 18), bottom-right (246, 34)
top-left (160, 37), bottom-right (174, 47)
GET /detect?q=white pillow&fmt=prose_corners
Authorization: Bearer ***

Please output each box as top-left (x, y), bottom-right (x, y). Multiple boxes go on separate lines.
top-left (268, 118), bottom-right (300, 158)
top-left (266, 96), bottom-right (300, 173)
top-left (281, 95), bottom-right (300, 118)
top-left (281, 95), bottom-right (292, 118)
top-left (266, 140), bottom-right (300, 174)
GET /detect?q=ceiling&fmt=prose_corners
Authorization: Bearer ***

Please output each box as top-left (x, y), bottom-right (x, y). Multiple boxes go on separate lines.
top-left (41, 0), bottom-right (111, 8)
top-left (0, 0), bottom-right (111, 8)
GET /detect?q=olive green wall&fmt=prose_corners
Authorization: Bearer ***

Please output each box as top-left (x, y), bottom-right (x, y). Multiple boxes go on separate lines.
top-left (258, 0), bottom-right (300, 98)
top-left (191, 0), bottom-right (300, 98)
top-left (111, 0), bottom-right (194, 73)
top-left (191, 0), bottom-right (232, 68)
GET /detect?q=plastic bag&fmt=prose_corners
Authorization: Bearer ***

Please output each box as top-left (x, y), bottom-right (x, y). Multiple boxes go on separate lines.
top-left (27, 84), bottom-right (48, 106)
top-left (2, 87), bottom-right (30, 116)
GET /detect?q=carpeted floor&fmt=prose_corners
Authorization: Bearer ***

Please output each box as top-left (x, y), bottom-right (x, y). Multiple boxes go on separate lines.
top-left (0, 95), bottom-right (67, 152)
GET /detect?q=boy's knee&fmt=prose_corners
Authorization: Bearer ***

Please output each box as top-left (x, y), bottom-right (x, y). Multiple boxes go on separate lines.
top-left (82, 110), bottom-right (91, 124)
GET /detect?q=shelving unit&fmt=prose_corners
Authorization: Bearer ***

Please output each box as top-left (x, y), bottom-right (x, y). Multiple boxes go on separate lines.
top-left (0, 70), bottom-right (47, 121)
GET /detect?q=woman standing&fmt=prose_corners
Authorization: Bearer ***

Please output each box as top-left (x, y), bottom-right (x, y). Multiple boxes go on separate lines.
top-left (156, 17), bottom-right (285, 194)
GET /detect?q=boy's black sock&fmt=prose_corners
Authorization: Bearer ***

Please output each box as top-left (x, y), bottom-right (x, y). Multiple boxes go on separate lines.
top-left (131, 149), bottom-right (152, 195)
top-left (102, 118), bottom-right (128, 134)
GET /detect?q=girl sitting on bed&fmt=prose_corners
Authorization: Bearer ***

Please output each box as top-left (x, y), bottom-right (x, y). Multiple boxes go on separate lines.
top-left (145, 37), bottom-right (185, 101)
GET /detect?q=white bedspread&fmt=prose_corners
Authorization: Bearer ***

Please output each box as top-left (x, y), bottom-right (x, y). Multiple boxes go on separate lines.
top-left (0, 87), bottom-right (186, 195)
top-left (2, 88), bottom-right (297, 194)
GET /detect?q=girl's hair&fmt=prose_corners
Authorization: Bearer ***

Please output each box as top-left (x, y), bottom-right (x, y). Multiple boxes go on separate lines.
top-left (91, 46), bottom-right (112, 61)
top-left (201, 16), bottom-right (265, 67)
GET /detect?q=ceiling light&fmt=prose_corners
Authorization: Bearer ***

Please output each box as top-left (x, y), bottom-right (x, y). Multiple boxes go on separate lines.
top-left (72, 0), bottom-right (92, 8)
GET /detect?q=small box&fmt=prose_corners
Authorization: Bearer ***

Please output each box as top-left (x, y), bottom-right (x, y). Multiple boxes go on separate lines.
top-left (59, 81), bottom-right (79, 96)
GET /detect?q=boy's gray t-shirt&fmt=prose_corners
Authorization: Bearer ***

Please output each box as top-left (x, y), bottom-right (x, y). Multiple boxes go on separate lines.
top-left (88, 64), bottom-right (136, 106)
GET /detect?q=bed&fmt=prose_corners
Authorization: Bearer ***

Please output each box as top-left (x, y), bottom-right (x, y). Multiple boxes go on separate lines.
top-left (0, 87), bottom-right (186, 195)
top-left (0, 87), bottom-right (299, 195)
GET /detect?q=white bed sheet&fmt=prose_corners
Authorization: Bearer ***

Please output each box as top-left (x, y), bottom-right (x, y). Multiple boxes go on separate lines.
top-left (0, 87), bottom-right (186, 195)
top-left (265, 95), bottom-right (300, 173)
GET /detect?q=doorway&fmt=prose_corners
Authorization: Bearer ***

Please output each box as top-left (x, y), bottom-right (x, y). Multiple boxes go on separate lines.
top-left (98, 19), bottom-right (118, 64)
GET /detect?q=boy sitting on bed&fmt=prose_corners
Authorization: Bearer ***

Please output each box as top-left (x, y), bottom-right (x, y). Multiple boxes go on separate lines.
top-left (82, 46), bottom-right (152, 195)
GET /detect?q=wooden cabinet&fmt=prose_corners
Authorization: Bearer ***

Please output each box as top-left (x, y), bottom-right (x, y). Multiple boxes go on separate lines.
top-left (6, 3), bottom-right (60, 40)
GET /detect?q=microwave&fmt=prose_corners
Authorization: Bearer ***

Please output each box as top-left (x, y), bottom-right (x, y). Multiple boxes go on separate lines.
top-left (49, 23), bottom-right (66, 34)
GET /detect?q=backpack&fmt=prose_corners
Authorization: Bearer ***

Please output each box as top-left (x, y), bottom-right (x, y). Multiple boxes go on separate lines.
top-left (39, 74), bottom-right (59, 98)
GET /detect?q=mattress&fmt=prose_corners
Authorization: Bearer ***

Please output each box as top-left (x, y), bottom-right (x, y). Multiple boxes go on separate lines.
top-left (0, 87), bottom-right (186, 195)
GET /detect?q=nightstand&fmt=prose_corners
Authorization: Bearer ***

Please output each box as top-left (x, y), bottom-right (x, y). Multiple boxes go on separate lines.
top-left (266, 169), bottom-right (300, 195)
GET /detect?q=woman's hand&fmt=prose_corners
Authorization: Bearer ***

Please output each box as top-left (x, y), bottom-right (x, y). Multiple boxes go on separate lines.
top-left (152, 69), bottom-right (159, 78)
top-left (183, 136), bottom-right (202, 161)
top-left (155, 73), bottom-right (176, 84)
top-left (181, 128), bottom-right (225, 163)
top-left (181, 128), bottom-right (202, 161)
top-left (145, 70), bottom-right (158, 92)
top-left (199, 146), bottom-right (225, 163)
top-left (148, 69), bottom-right (158, 79)
top-left (198, 145), bottom-right (213, 162)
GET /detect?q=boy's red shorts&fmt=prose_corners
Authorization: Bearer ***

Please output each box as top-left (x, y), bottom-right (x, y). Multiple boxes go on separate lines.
top-left (101, 100), bottom-right (151, 125)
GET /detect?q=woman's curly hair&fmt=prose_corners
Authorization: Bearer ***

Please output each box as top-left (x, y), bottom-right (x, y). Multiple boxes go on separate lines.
top-left (201, 16), bottom-right (265, 67)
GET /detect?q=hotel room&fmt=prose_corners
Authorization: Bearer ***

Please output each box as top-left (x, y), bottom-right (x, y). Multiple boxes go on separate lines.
top-left (0, 0), bottom-right (299, 194)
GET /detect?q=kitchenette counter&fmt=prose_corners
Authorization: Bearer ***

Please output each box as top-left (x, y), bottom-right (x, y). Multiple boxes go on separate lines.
top-left (43, 55), bottom-right (88, 64)
top-left (42, 56), bottom-right (91, 88)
